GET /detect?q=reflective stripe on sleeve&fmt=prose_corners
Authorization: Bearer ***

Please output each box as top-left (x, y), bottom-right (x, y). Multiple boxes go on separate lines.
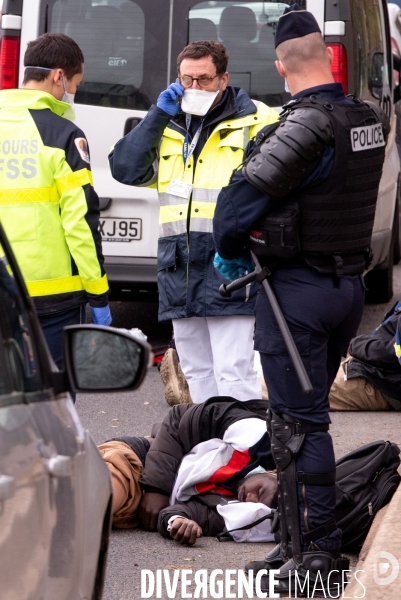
top-left (0, 186), bottom-right (59, 204)
top-left (81, 273), bottom-right (109, 295)
top-left (55, 168), bottom-right (94, 195)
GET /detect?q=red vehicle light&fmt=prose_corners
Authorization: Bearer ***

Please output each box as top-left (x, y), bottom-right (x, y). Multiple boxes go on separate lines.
top-left (0, 36), bottom-right (20, 90)
top-left (326, 42), bottom-right (348, 95)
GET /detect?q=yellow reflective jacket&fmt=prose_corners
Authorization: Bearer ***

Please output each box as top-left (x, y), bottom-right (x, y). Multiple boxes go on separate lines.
top-left (109, 88), bottom-right (278, 321)
top-left (0, 89), bottom-right (108, 314)
top-left (155, 94), bottom-right (278, 320)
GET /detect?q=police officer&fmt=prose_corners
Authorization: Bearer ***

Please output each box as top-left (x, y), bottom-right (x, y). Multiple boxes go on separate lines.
top-left (0, 33), bottom-right (111, 371)
top-left (213, 5), bottom-right (388, 596)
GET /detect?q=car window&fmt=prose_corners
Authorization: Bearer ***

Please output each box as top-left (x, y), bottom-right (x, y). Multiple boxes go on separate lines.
top-left (46, 0), bottom-right (149, 110)
top-left (42, 0), bottom-right (306, 109)
top-left (0, 255), bottom-right (42, 402)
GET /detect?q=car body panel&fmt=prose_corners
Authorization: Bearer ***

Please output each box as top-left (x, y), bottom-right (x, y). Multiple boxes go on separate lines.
top-left (0, 403), bottom-right (52, 600)
top-left (0, 222), bottom-right (112, 600)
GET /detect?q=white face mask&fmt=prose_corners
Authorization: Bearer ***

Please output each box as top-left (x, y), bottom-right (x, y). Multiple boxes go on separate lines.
top-left (24, 66), bottom-right (76, 120)
top-left (61, 74), bottom-right (76, 121)
top-left (181, 88), bottom-right (219, 116)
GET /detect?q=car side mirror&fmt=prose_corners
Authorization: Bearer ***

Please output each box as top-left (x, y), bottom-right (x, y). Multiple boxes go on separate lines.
top-left (62, 325), bottom-right (149, 393)
top-left (369, 52), bottom-right (384, 100)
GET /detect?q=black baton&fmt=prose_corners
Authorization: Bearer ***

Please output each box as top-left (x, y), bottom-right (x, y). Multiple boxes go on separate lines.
top-left (219, 251), bottom-right (313, 395)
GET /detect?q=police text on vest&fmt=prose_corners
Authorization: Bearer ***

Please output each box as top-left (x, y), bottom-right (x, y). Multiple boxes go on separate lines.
top-left (350, 124), bottom-right (385, 152)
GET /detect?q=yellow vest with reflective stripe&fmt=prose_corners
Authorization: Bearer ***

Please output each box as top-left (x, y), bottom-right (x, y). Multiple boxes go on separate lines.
top-left (0, 89), bottom-right (108, 299)
top-left (157, 101), bottom-right (278, 238)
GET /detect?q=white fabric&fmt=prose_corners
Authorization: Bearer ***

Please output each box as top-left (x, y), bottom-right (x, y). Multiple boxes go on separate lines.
top-left (172, 315), bottom-right (262, 403)
top-left (216, 501), bottom-right (274, 543)
top-left (170, 419), bottom-right (266, 504)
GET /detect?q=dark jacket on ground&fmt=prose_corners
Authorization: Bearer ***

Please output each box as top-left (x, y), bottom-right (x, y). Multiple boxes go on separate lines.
top-left (139, 397), bottom-right (273, 495)
top-left (347, 303), bottom-right (401, 408)
top-left (138, 397), bottom-right (273, 540)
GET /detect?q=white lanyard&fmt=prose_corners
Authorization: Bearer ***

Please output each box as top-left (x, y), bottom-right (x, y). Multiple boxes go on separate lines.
top-left (183, 114), bottom-right (204, 167)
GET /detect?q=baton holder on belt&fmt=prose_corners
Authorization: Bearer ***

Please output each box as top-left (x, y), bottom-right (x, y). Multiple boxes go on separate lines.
top-left (219, 251), bottom-right (313, 395)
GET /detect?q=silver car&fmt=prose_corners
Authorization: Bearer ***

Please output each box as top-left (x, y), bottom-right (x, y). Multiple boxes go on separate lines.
top-left (0, 222), bottom-right (148, 600)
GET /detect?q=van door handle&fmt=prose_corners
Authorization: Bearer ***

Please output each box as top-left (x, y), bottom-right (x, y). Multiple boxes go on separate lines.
top-left (44, 455), bottom-right (72, 477)
top-left (124, 117), bottom-right (142, 135)
top-left (0, 475), bottom-right (15, 500)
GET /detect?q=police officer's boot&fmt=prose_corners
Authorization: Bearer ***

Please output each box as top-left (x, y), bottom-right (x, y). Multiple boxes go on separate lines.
top-left (244, 512), bottom-right (292, 574)
top-left (253, 411), bottom-right (349, 598)
top-left (260, 548), bottom-right (350, 598)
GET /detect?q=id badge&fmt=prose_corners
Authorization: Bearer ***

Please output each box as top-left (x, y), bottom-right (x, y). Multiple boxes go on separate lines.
top-left (167, 179), bottom-right (193, 200)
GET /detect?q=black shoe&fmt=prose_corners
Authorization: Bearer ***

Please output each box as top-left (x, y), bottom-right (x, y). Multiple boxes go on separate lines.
top-left (244, 543), bottom-right (292, 574)
top-left (258, 550), bottom-right (349, 598)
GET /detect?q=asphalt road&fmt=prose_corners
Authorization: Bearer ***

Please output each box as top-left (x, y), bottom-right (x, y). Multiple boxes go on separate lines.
top-left (77, 265), bottom-right (401, 600)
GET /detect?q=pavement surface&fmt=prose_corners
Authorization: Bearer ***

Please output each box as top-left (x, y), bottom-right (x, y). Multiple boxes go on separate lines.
top-left (77, 265), bottom-right (401, 600)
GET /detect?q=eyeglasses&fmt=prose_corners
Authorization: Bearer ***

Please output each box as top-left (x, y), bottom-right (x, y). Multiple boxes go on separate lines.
top-left (178, 74), bottom-right (220, 89)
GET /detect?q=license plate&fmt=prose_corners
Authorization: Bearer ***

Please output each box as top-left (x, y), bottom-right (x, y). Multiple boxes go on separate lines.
top-left (99, 218), bottom-right (142, 242)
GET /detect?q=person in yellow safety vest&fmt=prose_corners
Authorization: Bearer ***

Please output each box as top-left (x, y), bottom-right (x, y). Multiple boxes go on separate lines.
top-left (109, 41), bottom-right (279, 404)
top-left (0, 33), bottom-right (111, 373)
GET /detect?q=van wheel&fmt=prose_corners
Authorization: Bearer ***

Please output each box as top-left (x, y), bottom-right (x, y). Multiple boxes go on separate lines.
top-left (365, 224), bottom-right (395, 304)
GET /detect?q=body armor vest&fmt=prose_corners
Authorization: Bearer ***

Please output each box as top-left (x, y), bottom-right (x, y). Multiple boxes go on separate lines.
top-left (249, 96), bottom-right (387, 276)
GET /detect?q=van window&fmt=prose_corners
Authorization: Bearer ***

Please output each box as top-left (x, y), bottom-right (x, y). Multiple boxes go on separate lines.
top-left (351, 0), bottom-right (386, 101)
top-left (42, 0), bottom-right (306, 109)
top-left (188, 1), bottom-right (300, 105)
top-left (45, 0), bottom-right (151, 110)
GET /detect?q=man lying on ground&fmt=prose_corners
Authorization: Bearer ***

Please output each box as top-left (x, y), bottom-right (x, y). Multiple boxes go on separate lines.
top-left (99, 397), bottom-right (277, 544)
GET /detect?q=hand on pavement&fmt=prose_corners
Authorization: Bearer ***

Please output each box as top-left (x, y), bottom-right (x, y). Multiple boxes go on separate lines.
top-left (169, 518), bottom-right (203, 546)
top-left (139, 492), bottom-right (169, 531)
top-left (213, 252), bottom-right (254, 281)
top-left (91, 305), bottom-right (112, 326)
top-left (157, 80), bottom-right (184, 116)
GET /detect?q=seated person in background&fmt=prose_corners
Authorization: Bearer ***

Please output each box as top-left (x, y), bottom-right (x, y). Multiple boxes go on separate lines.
top-left (99, 397), bottom-right (277, 543)
top-left (329, 301), bottom-right (401, 411)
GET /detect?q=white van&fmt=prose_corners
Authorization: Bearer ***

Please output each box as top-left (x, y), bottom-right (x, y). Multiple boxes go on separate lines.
top-left (0, 0), bottom-right (400, 302)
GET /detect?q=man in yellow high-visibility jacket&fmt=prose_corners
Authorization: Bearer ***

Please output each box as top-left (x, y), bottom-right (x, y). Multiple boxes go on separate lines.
top-left (0, 33), bottom-right (110, 370)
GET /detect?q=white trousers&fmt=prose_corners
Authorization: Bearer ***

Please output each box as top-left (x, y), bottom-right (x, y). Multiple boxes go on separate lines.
top-left (172, 315), bottom-right (262, 404)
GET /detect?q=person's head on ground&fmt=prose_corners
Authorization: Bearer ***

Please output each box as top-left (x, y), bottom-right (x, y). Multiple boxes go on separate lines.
top-left (237, 471), bottom-right (278, 507)
top-left (274, 4), bottom-right (334, 96)
top-left (177, 40), bottom-right (229, 112)
top-left (23, 33), bottom-right (84, 101)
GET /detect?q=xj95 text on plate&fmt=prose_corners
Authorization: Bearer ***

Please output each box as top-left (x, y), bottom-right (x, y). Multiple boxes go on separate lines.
top-left (99, 217), bottom-right (142, 242)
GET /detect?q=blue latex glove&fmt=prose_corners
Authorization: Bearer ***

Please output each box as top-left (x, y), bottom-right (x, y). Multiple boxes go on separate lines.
top-left (91, 305), bottom-right (112, 326)
top-left (213, 252), bottom-right (254, 281)
top-left (157, 79), bottom-right (184, 116)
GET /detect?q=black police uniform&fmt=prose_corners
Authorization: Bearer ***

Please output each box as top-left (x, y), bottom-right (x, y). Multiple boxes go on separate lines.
top-left (213, 80), bottom-right (387, 594)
